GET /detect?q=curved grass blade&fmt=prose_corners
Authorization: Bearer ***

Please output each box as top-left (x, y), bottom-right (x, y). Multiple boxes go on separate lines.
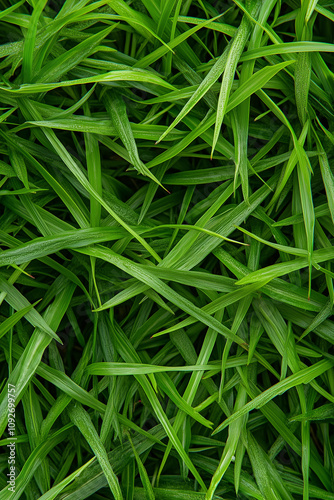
top-left (22, 0), bottom-right (48, 83)
top-left (213, 359), bottom-right (333, 435)
top-left (103, 90), bottom-right (167, 190)
top-left (68, 403), bottom-right (124, 500)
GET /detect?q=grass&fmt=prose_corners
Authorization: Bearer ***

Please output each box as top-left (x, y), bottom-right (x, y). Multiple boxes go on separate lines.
top-left (0, 0), bottom-right (334, 499)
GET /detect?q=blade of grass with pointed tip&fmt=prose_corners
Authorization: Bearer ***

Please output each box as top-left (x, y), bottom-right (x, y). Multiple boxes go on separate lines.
top-left (211, 2), bottom-right (259, 157)
top-left (22, 0), bottom-right (48, 83)
top-left (32, 25), bottom-right (116, 84)
top-left (314, 131), bottom-right (334, 225)
top-left (0, 277), bottom-right (61, 342)
top-left (0, 69), bottom-right (175, 94)
top-left (103, 90), bottom-right (166, 189)
top-left (213, 359), bottom-right (333, 435)
top-left (111, 321), bottom-right (207, 490)
top-left (19, 98), bottom-right (161, 262)
top-left (79, 245), bottom-right (248, 348)
top-left (127, 434), bottom-right (155, 500)
top-left (0, 284), bottom-right (75, 435)
top-left (0, 425), bottom-right (72, 500)
top-left (235, 225), bottom-right (307, 256)
top-left (148, 60), bottom-right (295, 169)
top-left (0, 300), bottom-right (40, 341)
top-left (206, 386), bottom-right (248, 500)
top-left (68, 403), bottom-right (124, 500)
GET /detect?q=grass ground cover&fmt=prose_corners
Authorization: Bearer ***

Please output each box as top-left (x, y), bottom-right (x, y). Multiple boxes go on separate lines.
top-left (0, 0), bottom-right (334, 499)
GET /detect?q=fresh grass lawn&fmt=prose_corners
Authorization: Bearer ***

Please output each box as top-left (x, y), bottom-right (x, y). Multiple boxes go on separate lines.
top-left (0, 0), bottom-right (334, 499)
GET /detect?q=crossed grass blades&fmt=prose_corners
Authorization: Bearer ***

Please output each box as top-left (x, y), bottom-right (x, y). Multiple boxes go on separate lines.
top-left (0, 0), bottom-right (334, 499)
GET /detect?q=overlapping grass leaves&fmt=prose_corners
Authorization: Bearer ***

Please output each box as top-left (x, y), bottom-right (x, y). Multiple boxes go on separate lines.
top-left (0, 1), bottom-right (334, 500)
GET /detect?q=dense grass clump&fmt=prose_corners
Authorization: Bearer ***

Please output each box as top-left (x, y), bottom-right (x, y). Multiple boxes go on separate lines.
top-left (1, 0), bottom-right (334, 499)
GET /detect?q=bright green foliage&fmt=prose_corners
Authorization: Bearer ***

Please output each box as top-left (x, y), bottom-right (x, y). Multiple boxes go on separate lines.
top-left (0, 1), bottom-right (334, 500)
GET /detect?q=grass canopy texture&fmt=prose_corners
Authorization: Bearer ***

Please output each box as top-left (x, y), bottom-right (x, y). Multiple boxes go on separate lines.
top-left (1, 0), bottom-right (334, 499)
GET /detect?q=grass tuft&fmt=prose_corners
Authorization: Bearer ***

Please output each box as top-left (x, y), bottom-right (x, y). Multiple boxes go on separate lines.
top-left (0, 1), bottom-right (334, 499)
